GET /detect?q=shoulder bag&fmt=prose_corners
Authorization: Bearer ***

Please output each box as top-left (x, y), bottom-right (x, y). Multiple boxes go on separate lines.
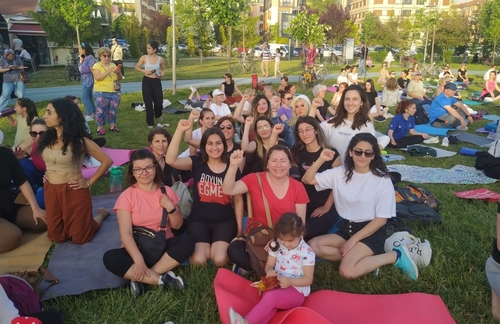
top-left (245, 173), bottom-right (275, 278)
top-left (132, 186), bottom-right (169, 266)
top-left (19, 70), bottom-right (30, 84)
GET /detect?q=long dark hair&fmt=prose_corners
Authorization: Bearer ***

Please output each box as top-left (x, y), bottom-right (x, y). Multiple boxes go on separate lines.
top-left (364, 79), bottom-right (377, 93)
top-left (17, 98), bottom-right (38, 126)
top-left (343, 133), bottom-right (388, 183)
top-left (126, 149), bottom-right (163, 186)
top-left (224, 73), bottom-right (234, 84)
top-left (82, 43), bottom-right (94, 57)
top-left (327, 84), bottom-right (370, 130)
top-left (199, 127), bottom-right (228, 164)
top-left (254, 116), bottom-right (274, 159)
top-left (37, 97), bottom-right (90, 165)
top-left (293, 116), bottom-right (330, 150)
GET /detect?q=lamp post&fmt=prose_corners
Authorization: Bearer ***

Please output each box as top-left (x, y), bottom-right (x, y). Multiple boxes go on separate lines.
top-left (171, 0), bottom-right (176, 95)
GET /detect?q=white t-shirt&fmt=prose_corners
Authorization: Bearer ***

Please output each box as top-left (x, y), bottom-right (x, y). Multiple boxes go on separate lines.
top-left (314, 166), bottom-right (395, 222)
top-left (242, 101), bottom-right (252, 115)
top-left (348, 72), bottom-right (358, 84)
top-left (179, 128), bottom-right (202, 157)
top-left (210, 102), bottom-right (231, 118)
top-left (268, 238), bottom-right (315, 296)
top-left (320, 119), bottom-right (376, 162)
top-left (337, 75), bottom-right (349, 85)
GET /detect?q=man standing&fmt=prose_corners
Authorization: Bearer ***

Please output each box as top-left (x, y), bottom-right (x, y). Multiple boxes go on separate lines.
top-left (111, 38), bottom-right (124, 77)
top-left (11, 34), bottom-right (23, 55)
top-left (260, 43), bottom-right (270, 78)
top-left (429, 83), bottom-right (472, 130)
top-left (358, 43), bottom-right (367, 76)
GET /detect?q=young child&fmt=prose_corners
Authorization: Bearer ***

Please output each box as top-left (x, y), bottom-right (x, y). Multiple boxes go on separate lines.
top-left (7, 98), bottom-right (38, 148)
top-left (273, 49), bottom-right (282, 78)
top-left (229, 213), bottom-right (315, 324)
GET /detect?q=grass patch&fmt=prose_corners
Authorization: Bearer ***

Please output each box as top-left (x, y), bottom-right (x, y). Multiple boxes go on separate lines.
top-left (1, 80), bottom-right (499, 323)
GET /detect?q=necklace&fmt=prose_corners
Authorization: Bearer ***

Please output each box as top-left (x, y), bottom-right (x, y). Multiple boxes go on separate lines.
top-left (50, 148), bottom-right (61, 165)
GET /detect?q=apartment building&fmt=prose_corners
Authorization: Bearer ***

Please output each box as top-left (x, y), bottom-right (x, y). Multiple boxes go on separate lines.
top-left (262, 0), bottom-right (305, 32)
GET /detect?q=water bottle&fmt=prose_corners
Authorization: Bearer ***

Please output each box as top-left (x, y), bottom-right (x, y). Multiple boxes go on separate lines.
top-left (109, 166), bottom-right (124, 192)
top-left (0, 108), bottom-right (16, 118)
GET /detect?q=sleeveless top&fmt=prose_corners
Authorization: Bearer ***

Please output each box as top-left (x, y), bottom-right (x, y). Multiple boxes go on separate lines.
top-left (222, 81), bottom-right (235, 96)
top-left (144, 55), bottom-right (161, 76)
top-left (42, 145), bottom-right (83, 173)
top-left (481, 80), bottom-right (496, 96)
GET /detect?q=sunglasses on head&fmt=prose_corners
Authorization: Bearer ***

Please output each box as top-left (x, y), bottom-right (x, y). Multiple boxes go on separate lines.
top-left (352, 149), bottom-right (375, 158)
top-left (219, 125), bottom-right (233, 130)
top-left (29, 131), bottom-right (45, 138)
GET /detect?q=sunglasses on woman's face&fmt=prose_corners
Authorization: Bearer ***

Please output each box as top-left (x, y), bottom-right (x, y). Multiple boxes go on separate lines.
top-left (219, 125), bottom-right (233, 130)
top-left (352, 149), bottom-right (374, 158)
top-left (29, 131), bottom-right (45, 138)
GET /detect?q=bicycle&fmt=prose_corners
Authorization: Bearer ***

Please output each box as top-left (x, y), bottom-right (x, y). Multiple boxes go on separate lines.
top-left (324, 53), bottom-right (347, 67)
top-left (420, 62), bottom-right (442, 79)
top-left (232, 57), bottom-right (257, 75)
top-left (63, 58), bottom-right (81, 82)
top-left (298, 62), bottom-right (328, 90)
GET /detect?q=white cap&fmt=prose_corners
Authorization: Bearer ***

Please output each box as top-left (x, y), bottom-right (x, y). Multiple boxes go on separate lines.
top-left (213, 89), bottom-right (224, 96)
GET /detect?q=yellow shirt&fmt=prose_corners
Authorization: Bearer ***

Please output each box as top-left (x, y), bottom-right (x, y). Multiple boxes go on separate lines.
top-left (92, 62), bottom-right (118, 93)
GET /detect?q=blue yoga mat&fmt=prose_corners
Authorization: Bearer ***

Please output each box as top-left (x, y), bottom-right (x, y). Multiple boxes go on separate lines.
top-left (486, 121), bottom-right (498, 132)
top-left (414, 123), bottom-right (451, 136)
top-left (483, 115), bottom-right (500, 121)
top-left (462, 100), bottom-right (484, 106)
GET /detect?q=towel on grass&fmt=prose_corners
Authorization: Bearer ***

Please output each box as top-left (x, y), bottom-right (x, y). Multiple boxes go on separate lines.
top-left (387, 164), bottom-right (497, 184)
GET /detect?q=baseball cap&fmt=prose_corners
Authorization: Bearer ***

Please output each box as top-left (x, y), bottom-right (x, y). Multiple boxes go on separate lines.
top-left (444, 82), bottom-right (457, 91)
top-left (413, 71), bottom-right (422, 76)
top-left (213, 89), bottom-right (224, 96)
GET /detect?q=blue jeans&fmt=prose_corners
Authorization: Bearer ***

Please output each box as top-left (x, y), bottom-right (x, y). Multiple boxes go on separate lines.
top-left (358, 58), bottom-right (365, 76)
top-left (81, 85), bottom-right (96, 116)
top-left (0, 81), bottom-right (25, 111)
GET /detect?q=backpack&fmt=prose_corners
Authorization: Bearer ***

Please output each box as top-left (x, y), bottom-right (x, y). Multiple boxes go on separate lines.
top-left (246, 223), bottom-right (274, 278)
top-left (396, 202), bottom-right (442, 225)
top-left (395, 183), bottom-right (441, 210)
top-left (407, 145), bottom-right (437, 158)
top-left (0, 274), bottom-right (42, 315)
top-left (170, 181), bottom-right (193, 219)
top-left (414, 104), bottom-right (429, 125)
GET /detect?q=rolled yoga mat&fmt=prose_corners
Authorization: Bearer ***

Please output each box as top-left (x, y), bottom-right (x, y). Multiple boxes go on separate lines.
top-left (459, 147), bottom-right (482, 156)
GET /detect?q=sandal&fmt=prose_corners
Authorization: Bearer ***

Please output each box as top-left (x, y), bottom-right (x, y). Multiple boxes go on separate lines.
top-left (109, 127), bottom-right (121, 133)
top-left (96, 128), bottom-right (106, 136)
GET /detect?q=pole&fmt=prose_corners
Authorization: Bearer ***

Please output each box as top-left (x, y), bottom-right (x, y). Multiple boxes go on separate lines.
top-left (171, 0), bottom-right (176, 95)
top-left (430, 25), bottom-right (436, 65)
top-left (423, 28), bottom-right (429, 64)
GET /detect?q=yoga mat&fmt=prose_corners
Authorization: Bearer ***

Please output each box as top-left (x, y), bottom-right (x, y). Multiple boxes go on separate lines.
top-left (383, 154), bottom-right (406, 162)
top-left (462, 100), bottom-right (484, 106)
top-left (414, 123), bottom-right (451, 136)
top-left (162, 107), bottom-right (190, 114)
top-left (449, 131), bottom-right (494, 147)
top-left (387, 164), bottom-right (497, 184)
top-left (455, 188), bottom-right (500, 202)
top-left (177, 100), bottom-right (188, 105)
top-left (401, 145), bottom-right (457, 158)
top-left (0, 231), bottom-right (52, 274)
top-left (40, 192), bottom-right (128, 300)
top-left (486, 122), bottom-right (498, 132)
top-left (81, 147), bottom-right (132, 180)
top-left (476, 127), bottom-right (495, 134)
top-left (214, 269), bottom-right (455, 324)
top-left (459, 147), bottom-right (482, 156)
top-left (483, 115), bottom-right (500, 122)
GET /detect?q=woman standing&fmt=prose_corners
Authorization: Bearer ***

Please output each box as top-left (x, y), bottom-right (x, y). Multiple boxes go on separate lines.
top-left (135, 41), bottom-right (166, 128)
top-left (303, 133), bottom-right (418, 280)
top-left (223, 145), bottom-right (309, 272)
top-left (293, 117), bottom-right (341, 240)
top-left (221, 73), bottom-right (243, 106)
top-left (166, 121), bottom-right (244, 266)
top-left (78, 43), bottom-right (97, 121)
top-left (92, 47), bottom-right (122, 135)
top-left (103, 149), bottom-right (194, 297)
top-left (38, 97), bottom-right (112, 243)
top-left (0, 49), bottom-right (25, 112)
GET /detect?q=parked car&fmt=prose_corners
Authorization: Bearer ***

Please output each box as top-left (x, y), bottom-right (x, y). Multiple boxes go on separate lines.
top-left (253, 46), bottom-right (262, 57)
top-left (322, 46), bottom-right (342, 58)
top-left (178, 44), bottom-right (187, 50)
top-left (209, 44), bottom-right (224, 54)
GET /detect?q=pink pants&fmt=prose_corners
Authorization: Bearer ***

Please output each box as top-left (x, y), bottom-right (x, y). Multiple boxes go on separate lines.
top-left (245, 286), bottom-right (305, 324)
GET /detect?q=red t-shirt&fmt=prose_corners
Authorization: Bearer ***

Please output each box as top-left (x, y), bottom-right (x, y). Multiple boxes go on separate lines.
top-left (31, 141), bottom-right (46, 172)
top-left (114, 184), bottom-right (180, 239)
top-left (241, 172), bottom-right (309, 227)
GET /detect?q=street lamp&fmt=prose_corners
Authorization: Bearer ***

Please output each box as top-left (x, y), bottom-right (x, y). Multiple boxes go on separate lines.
top-left (171, 0), bottom-right (176, 95)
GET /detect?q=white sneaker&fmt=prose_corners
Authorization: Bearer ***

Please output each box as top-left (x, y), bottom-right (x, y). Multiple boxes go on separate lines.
top-left (157, 123), bottom-right (170, 127)
top-left (423, 136), bottom-right (439, 144)
top-left (190, 86), bottom-right (197, 93)
top-left (184, 104), bottom-right (193, 110)
top-left (135, 105), bottom-right (146, 112)
top-left (84, 115), bottom-right (94, 122)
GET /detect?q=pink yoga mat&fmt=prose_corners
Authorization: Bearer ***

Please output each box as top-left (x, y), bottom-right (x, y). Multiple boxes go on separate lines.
top-left (455, 188), bottom-right (500, 202)
top-left (214, 268), bottom-right (456, 324)
top-left (81, 147), bottom-right (132, 180)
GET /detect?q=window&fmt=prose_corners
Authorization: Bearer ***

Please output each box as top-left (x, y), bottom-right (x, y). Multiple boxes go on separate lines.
top-left (279, 0), bottom-right (292, 6)
top-left (401, 9), bottom-right (412, 16)
top-left (416, 0), bottom-right (425, 4)
top-left (402, 0), bottom-right (412, 4)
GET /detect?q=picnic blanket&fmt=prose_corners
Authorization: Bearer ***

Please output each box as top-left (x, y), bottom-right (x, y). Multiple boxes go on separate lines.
top-left (387, 164), bottom-right (497, 184)
top-left (214, 268), bottom-right (455, 324)
top-left (0, 231), bottom-right (52, 274)
top-left (40, 192), bottom-right (128, 300)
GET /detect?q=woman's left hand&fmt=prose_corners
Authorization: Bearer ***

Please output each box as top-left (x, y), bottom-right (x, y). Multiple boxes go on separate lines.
top-left (340, 238), bottom-right (358, 256)
top-left (32, 206), bottom-right (47, 225)
top-left (277, 275), bottom-right (291, 289)
top-left (311, 205), bottom-right (329, 218)
top-left (68, 177), bottom-right (90, 190)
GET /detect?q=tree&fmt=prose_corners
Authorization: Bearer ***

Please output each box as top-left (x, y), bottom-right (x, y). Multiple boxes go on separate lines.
top-left (266, 24), bottom-right (289, 44)
top-left (434, 13), bottom-right (468, 51)
top-left (31, 0), bottom-right (105, 46)
top-left (317, 3), bottom-right (354, 47)
top-left (359, 12), bottom-right (383, 47)
top-left (479, 0), bottom-right (500, 64)
top-left (286, 10), bottom-right (325, 46)
top-left (143, 11), bottom-right (170, 44)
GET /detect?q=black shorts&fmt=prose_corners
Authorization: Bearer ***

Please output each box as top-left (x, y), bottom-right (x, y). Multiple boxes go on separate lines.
top-left (0, 204), bottom-right (25, 224)
top-left (336, 219), bottom-right (386, 255)
top-left (186, 220), bottom-right (237, 244)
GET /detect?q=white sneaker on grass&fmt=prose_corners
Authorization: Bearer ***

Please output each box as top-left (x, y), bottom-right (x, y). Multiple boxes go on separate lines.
top-left (229, 307), bottom-right (246, 324)
top-left (394, 245), bottom-right (418, 280)
top-left (160, 271), bottom-right (185, 291)
top-left (423, 136), bottom-right (439, 144)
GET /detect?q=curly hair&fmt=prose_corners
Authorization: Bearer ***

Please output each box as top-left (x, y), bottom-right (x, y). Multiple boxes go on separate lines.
top-left (327, 84), bottom-right (371, 130)
top-left (37, 97), bottom-right (89, 166)
top-left (343, 133), bottom-right (388, 183)
top-left (395, 100), bottom-right (415, 115)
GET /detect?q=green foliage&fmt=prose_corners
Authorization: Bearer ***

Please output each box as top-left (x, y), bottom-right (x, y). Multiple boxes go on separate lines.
top-left (267, 24), bottom-right (289, 44)
top-left (479, 0), bottom-right (500, 54)
top-left (176, 0), bottom-right (214, 51)
top-left (219, 26), bottom-right (228, 49)
top-left (187, 34), bottom-right (195, 56)
top-left (434, 12), bottom-right (468, 50)
top-left (443, 49), bottom-right (454, 64)
top-left (233, 16), bottom-right (262, 50)
top-left (415, 52), bottom-right (424, 63)
top-left (128, 18), bottom-right (141, 59)
top-left (142, 28), bottom-right (149, 55)
top-left (359, 12), bottom-right (382, 47)
top-left (286, 11), bottom-right (325, 45)
top-left (318, 3), bottom-right (354, 46)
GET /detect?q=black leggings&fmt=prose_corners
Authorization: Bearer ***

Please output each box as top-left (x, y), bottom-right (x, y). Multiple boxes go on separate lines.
top-left (103, 235), bottom-right (195, 277)
top-left (387, 135), bottom-right (424, 148)
top-left (142, 77), bottom-right (163, 127)
top-left (227, 239), bottom-right (252, 271)
top-left (304, 204), bottom-right (340, 241)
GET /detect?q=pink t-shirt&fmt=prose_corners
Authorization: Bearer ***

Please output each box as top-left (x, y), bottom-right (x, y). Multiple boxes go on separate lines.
top-left (114, 184), bottom-right (180, 239)
top-left (31, 141), bottom-right (46, 172)
top-left (241, 172), bottom-right (309, 227)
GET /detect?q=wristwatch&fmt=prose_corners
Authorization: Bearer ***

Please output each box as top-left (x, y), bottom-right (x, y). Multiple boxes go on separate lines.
top-left (167, 207), bottom-right (176, 214)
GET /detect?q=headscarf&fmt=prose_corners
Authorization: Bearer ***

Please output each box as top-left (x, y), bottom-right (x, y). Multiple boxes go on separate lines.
top-left (2, 49), bottom-right (16, 68)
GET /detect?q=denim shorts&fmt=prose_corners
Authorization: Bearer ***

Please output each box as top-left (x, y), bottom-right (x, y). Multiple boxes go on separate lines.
top-left (336, 219), bottom-right (387, 255)
top-left (486, 256), bottom-right (500, 296)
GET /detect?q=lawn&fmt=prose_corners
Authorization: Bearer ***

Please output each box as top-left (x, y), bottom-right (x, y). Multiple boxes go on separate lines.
top-left (1, 79), bottom-right (499, 323)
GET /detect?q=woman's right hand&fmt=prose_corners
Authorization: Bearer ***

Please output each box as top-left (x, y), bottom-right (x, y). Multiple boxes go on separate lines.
top-left (230, 149), bottom-right (244, 167)
top-left (131, 261), bottom-right (149, 282)
top-left (390, 138), bottom-right (397, 146)
top-left (245, 116), bottom-right (254, 125)
top-left (189, 110), bottom-right (200, 121)
top-left (319, 148), bottom-right (336, 161)
top-left (176, 119), bottom-right (192, 132)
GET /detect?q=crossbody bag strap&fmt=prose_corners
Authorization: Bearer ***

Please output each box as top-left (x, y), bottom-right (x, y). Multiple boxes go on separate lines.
top-left (256, 173), bottom-right (272, 228)
top-left (39, 266), bottom-right (59, 297)
top-left (159, 186), bottom-right (168, 234)
top-left (99, 63), bottom-right (114, 80)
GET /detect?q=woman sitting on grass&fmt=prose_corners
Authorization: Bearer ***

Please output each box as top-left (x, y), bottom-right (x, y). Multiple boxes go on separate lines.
top-left (7, 98), bottom-right (38, 148)
top-left (386, 100), bottom-right (430, 148)
top-left (103, 149), bottom-right (194, 298)
top-left (330, 82), bottom-right (348, 115)
top-left (166, 120), bottom-right (244, 266)
top-left (181, 109), bottom-right (215, 157)
top-left (381, 77), bottom-right (401, 108)
top-left (364, 79), bottom-right (386, 122)
top-left (303, 133), bottom-right (418, 281)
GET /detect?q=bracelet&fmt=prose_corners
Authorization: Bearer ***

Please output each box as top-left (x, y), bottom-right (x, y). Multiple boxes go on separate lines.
top-left (167, 207), bottom-right (176, 214)
top-left (87, 179), bottom-right (91, 191)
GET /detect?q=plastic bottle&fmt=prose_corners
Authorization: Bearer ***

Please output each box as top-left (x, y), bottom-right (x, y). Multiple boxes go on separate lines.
top-left (441, 137), bottom-right (449, 147)
top-left (0, 108), bottom-right (16, 118)
top-left (109, 166), bottom-right (124, 192)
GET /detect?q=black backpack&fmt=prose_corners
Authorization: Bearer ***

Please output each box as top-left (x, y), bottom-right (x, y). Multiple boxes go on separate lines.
top-left (396, 202), bottom-right (442, 225)
top-left (414, 104), bottom-right (429, 125)
top-left (407, 145), bottom-right (437, 158)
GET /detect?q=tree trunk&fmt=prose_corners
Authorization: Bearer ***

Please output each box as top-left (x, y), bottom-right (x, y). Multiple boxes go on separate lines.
top-left (76, 25), bottom-right (80, 49)
top-left (228, 26), bottom-right (232, 73)
top-left (494, 43), bottom-right (497, 66)
top-left (199, 49), bottom-right (203, 67)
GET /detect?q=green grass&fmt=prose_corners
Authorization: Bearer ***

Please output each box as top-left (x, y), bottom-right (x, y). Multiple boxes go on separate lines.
top-left (1, 81), bottom-right (500, 323)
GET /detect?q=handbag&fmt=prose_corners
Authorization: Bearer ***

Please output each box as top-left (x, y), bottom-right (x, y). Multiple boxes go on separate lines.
top-left (20, 70), bottom-right (30, 84)
top-left (114, 80), bottom-right (121, 91)
top-left (245, 173), bottom-right (274, 278)
top-left (132, 186), bottom-right (169, 266)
